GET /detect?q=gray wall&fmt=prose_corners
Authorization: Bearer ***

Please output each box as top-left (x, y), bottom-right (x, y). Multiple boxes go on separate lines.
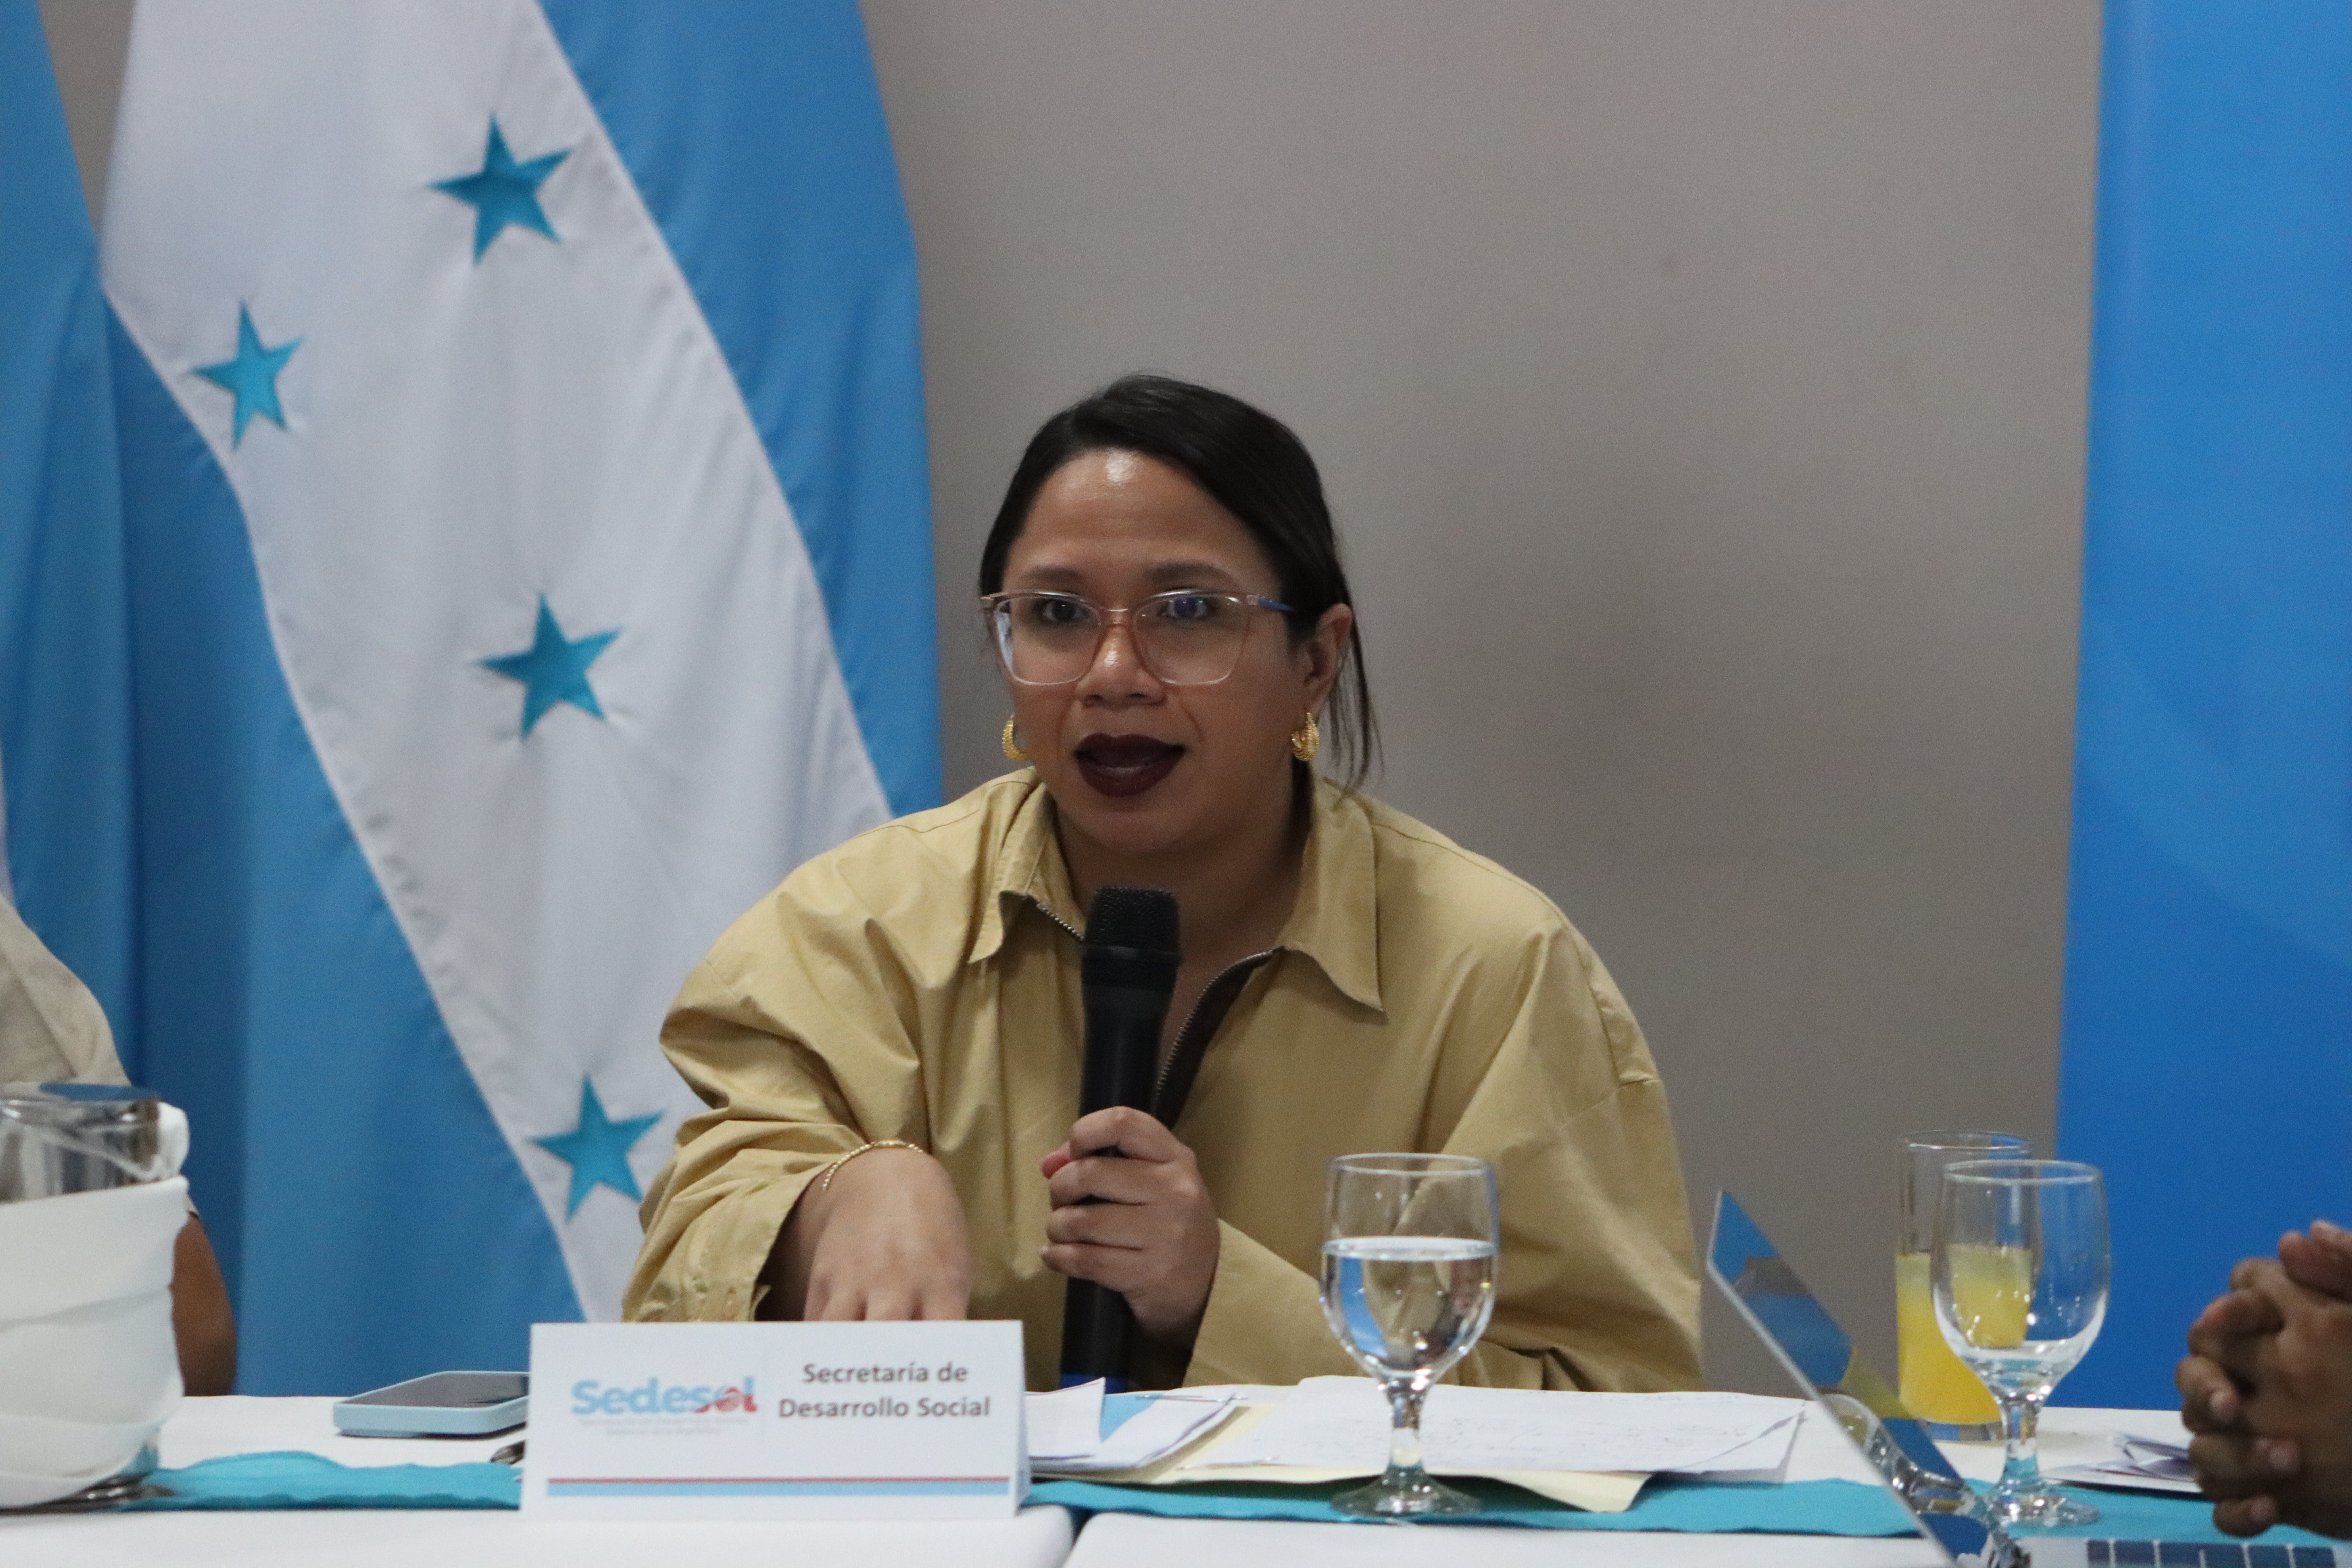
top-left (34, 0), bottom-right (126, 219)
top-left (43, 0), bottom-right (2100, 1387)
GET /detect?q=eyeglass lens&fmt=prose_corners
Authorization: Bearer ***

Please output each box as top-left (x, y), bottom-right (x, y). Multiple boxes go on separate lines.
top-left (993, 594), bottom-right (1261, 686)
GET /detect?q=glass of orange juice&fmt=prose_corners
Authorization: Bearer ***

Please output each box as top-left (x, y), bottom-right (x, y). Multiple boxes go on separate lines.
top-left (1897, 1130), bottom-right (2029, 1438)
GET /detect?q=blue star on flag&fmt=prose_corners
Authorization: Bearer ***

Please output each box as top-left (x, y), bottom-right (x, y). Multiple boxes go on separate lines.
top-left (533, 1080), bottom-right (661, 1219)
top-left (194, 304), bottom-right (299, 444)
top-left (433, 118), bottom-right (569, 259)
top-left (482, 597), bottom-right (619, 736)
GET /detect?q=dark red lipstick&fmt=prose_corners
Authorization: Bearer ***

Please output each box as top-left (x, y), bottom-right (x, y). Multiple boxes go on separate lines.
top-left (1073, 733), bottom-right (1183, 798)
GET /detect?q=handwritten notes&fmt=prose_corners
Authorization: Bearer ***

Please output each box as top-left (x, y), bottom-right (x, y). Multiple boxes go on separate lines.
top-left (1207, 1376), bottom-right (1805, 1477)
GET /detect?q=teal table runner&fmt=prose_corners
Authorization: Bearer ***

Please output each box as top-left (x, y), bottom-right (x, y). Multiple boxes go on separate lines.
top-left (122, 1451), bottom-right (519, 1510)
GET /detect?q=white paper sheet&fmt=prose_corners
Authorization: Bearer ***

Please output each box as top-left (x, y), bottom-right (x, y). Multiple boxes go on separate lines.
top-left (1042, 1393), bottom-right (1236, 1475)
top-left (1024, 1380), bottom-right (1107, 1461)
top-left (1207, 1377), bottom-right (1804, 1477)
top-left (2046, 1431), bottom-right (2202, 1496)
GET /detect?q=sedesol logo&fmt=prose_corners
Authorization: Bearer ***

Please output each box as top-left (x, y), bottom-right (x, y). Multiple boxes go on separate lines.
top-left (571, 1376), bottom-right (758, 1417)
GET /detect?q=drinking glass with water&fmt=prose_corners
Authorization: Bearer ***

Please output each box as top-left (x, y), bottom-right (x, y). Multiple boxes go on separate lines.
top-left (1932, 1158), bottom-right (2109, 1528)
top-left (1318, 1152), bottom-right (1499, 1517)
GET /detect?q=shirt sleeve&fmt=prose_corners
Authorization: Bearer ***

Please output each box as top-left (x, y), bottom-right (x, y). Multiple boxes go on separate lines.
top-left (1185, 918), bottom-right (1702, 1393)
top-left (0, 896), bottom-right (129, 1087)
top-left (1185, 1221), bottom-right (1362, 1385)
top-left (623, 865), bottom-right (933, 1324)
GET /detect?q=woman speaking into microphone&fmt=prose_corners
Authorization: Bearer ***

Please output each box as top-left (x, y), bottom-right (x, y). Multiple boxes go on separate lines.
top-left (627, 374), bottom-right (1701, 1393)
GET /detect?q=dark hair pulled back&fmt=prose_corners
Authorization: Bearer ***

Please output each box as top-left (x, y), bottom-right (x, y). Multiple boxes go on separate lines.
top-left (978, 373), bottom-right (1379, 789)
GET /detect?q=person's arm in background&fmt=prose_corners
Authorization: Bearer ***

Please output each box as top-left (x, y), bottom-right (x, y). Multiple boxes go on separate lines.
top-left (172, 1214), bottom-right (236, 1394)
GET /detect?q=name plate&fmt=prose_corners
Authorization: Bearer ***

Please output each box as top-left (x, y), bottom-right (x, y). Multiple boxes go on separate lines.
top-left (523, 1320), bottom-right (1026, 1519)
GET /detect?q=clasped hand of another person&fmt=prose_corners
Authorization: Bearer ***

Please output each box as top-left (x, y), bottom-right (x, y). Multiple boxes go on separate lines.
top-left (771, 1108), bottom-right (1221, 1347)
top-left (2178, 1220), bottom-right (2352, 1539)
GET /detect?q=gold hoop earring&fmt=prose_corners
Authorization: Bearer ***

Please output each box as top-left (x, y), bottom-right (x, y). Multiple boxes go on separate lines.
top-left (1002, 716), bottom-right (1030, 763)
top-left (1290, 711), bottom-right (1321, 763)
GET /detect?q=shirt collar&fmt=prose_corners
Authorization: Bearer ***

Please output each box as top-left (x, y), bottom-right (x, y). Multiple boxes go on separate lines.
top-left (972, 777), bottom-right (1083, 964)
top-left (970, 772), bottom-right (1386, 1018)
top-left (1277, 776), bottom-right (1385, 1014)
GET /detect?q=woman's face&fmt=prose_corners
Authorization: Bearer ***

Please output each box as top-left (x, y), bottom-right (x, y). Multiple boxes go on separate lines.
top-left (998, 450), bottom-right (1351, 864)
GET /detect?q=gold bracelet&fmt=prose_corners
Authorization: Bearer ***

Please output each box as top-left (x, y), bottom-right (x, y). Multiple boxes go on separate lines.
top-left (816, 1138), bottom-right (923, 1194)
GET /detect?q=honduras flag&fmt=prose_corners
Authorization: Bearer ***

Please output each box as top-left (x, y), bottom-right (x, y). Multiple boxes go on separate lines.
top-left (2060, 3), bottom-right (2352, 1404)
top-left (10, 0), bottom-right (937, 1393)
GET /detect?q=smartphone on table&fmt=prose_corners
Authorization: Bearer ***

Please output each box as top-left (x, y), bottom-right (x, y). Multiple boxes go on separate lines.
top-left (333, 1371), bottom-right (528, 1437)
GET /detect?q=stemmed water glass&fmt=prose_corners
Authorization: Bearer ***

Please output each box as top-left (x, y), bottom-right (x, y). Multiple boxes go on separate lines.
top-left (1932, 1158), bottom-right (2109, 1528)
top-left (1318, 1153), bottom-right (1500, 1517)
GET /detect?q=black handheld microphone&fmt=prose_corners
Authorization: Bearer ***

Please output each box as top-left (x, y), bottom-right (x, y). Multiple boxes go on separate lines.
top-left (1058, 885), bottom-right (1181, 1390)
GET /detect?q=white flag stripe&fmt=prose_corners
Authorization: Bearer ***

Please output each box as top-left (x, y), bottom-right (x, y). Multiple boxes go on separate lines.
top-left (101, 0), bottom-right (890, 1314)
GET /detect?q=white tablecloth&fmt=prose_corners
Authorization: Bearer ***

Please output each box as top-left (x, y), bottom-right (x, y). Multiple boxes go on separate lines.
top-left (0, 1395), bottom-right (2196, 1567)
top-left (0, 1396), bottom-right (1076, 1568)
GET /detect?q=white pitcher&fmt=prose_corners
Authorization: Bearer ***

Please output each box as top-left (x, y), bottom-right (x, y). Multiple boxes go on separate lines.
top-left (0, 1085), bottom-right (189, 1508)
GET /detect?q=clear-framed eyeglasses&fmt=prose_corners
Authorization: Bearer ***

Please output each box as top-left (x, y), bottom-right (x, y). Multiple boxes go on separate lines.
top-left (981, 590), bottom-right (1294, 687)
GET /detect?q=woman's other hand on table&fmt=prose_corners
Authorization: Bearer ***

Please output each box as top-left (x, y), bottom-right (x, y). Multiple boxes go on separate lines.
top-left (767, 1145), bottom-right (972, 1322)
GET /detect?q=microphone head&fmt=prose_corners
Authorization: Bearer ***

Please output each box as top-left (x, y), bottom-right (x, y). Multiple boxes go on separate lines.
top-left (1084, 885), bottom-right (1180, 959)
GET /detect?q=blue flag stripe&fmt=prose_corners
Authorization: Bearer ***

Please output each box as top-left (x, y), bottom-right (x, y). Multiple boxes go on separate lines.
top-left (539, 0), bottom-right (942, 817)
top-left (0, 0), bottom-right (138, 1040)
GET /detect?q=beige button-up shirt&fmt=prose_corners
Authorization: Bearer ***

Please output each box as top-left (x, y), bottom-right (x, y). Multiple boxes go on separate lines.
top-left (628, 772), bottom-right (1701, 1394)
top-left (0, 896), bottom-right (129, 1088)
